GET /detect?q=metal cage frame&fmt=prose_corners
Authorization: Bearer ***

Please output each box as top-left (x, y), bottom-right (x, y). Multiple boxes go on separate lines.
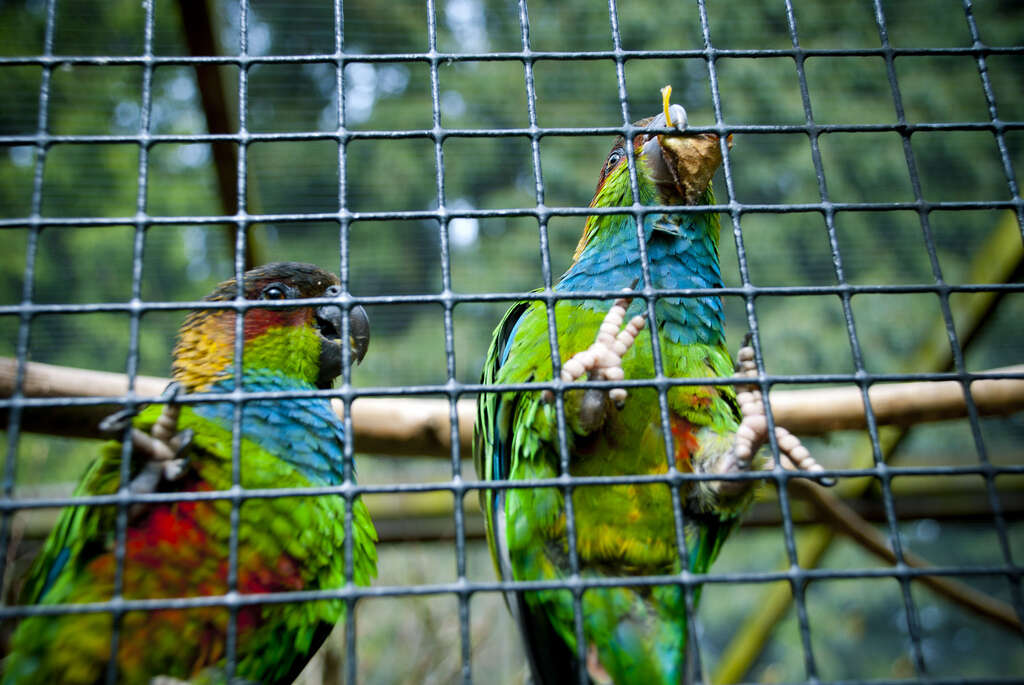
top-left (1, 0), bottom-right (1022, 683)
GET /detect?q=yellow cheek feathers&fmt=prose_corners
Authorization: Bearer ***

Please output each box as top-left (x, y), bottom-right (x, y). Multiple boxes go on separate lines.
top-left (172, 316), bottom-right (323, 392)
top-left (172, 314), bottom-right (235, 392)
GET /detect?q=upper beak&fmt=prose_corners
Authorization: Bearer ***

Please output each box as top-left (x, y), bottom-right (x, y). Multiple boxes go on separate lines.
top-left (640, 103), bottom-right (729, 206)
top-left (315, 303), bottom-right (371, 364)
top-left (348, 304), bottom-right (370, 364)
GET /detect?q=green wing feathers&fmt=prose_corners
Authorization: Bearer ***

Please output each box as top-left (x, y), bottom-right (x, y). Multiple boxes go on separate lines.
top-left (6, 405), bottom-right (376, 685)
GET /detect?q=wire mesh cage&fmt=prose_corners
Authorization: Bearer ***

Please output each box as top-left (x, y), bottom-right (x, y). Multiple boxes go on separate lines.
top-left (1, 0), bottom-right (1023, 682)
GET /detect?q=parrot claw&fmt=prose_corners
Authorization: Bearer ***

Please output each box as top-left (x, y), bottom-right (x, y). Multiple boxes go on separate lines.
top-left (134, 383), bottom-right (191, 463)
top-left (161, 457), bottom-right (189, 482)
top-left (149, 382), bottom-right (184, 443)
top-left (714, 342), bottom-right (834, 496)
top-left (169, 427), bottom-right (194, 458)
top-left (543, 297), bottom-right (645, 433)
top-left (127, 454), bottom-right (188, 494)
top-left (101, 382), bottom-right (194, 477)
top-left (555, 296), bottom-right (645, 399)
top-left (98, 407), bottom-right (137, 435)
top-left (127, 454), bottom-right (190, 520)
top-left (577, 388), bottom-right (610, 434)
top-left (98, 386), bottom-right (194, 518)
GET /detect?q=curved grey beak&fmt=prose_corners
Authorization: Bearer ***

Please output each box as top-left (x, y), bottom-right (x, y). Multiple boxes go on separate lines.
top-left (347, 304), bottom-right (370, 364)
top-left (313, 302), bottom-right (371, 389)
top-left (314, 303), bottom-right (370, 365)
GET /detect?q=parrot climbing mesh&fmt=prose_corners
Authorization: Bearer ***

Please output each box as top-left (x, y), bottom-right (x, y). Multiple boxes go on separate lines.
top-left (0, 0), bottom-right (1022, 683)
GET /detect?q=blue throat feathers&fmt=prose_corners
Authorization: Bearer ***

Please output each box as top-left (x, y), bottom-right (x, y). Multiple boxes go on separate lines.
top-left (556, 210), bottom-right (726, 347)
top-left (194, 373), bottom-right (348, 485)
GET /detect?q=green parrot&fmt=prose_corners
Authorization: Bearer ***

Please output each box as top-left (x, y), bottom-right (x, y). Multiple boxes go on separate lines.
top-left (5, 262), bottom-right (377, 684)
top-left (474, 91), bottom-right (827, 684)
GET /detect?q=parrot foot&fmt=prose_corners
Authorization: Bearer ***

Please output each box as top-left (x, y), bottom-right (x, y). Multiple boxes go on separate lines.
top-left (127, 449), bottom-right (191, 492)
top-left (713, 342), bottom-right (834, 496)
top-left (130, 383), bottom-right (193, 464)
top-left (100, 383), bottom-right (194, 500)
top-left (127, 448), bottom-right (190, 519)
top-left (543, 297), bottom-right (646, 412)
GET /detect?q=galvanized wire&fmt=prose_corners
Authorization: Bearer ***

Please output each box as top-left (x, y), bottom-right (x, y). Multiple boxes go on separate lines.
top-left (0, 0), bottom-right (1022, 684)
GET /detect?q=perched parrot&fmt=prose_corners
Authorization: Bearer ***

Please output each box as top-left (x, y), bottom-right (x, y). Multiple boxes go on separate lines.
top-left (474, 90), bottom-right (827, 684)
top-left (5, 262), bottom-right (376, 684)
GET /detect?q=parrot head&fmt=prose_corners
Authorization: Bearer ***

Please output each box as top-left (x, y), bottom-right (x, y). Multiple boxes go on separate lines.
top-left (573, 87), bottom-right (731, 263)
top-left (171, 262), bottom-right (370, 392)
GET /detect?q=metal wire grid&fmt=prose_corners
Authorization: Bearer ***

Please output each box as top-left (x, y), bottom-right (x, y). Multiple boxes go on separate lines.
top-left (0, 0), bottom-right (1022, 682)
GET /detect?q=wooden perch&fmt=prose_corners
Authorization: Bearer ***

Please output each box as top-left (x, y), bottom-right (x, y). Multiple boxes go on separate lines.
top-left (4, 357), bottom-right (1021, 638)
top-left (1, 357), bottom-right (1022, 455)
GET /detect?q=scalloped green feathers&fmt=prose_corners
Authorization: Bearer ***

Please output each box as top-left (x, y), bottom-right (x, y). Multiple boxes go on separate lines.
top-left (5, 263), bottom-right (377, 685)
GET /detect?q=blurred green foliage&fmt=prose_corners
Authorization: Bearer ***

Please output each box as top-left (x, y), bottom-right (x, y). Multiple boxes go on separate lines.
top-left (1, 0), bottom-right (1022, 682)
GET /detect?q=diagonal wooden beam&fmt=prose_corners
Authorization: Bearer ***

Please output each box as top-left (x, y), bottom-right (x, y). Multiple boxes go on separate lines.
top-left (174, 0), bottom-right (261, 270)
top-left (713, 210), bottom-right (1024, 683)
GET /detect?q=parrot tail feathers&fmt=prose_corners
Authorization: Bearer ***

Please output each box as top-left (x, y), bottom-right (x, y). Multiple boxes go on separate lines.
top-left (514, 591), bottom-right (592, 685)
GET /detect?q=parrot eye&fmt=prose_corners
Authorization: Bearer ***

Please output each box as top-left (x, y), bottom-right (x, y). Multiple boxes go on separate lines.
top-left (260, 284), bottom-right (289, 301)
top-left (606, 149), bottom-right (624, 169)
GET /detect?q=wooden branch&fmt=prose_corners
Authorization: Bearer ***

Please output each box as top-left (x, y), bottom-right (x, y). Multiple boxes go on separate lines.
top-left (174, 0), bottom-right (262, 270)
top-left (4, 357), bottom-right (1019, 632)
top-left (767, 368), bottom-right (1024, 432)
top-left (344, 397), bottom-right (476, 458)
top-left (2, 358), bottom-right (1022, 455)
top-left (790, 479), bottom-right (1022, 634)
